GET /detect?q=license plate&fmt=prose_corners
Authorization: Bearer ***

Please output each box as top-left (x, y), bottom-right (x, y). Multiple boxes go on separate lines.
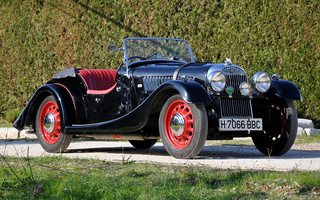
top-left (219, 118), bottom-right (263, 131)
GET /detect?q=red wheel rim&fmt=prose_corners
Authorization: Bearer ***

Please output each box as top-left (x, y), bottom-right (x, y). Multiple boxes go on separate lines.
top-left (267, 101), bottom-right (285, 145)
top-left (164, 100), bottom-right (194, 149)
top-left (39, 101), bottom-right (61, 144)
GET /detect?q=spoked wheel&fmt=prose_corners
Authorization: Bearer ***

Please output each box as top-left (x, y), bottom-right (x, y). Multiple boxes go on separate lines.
top-left (159, 94), bottom-right (207, 159)
top-left (129, 139), bottom-right (158, 149)
top-left (35, 95), bottom-right (72, 153)
top-left (252, 97), bottom-right (297, 156)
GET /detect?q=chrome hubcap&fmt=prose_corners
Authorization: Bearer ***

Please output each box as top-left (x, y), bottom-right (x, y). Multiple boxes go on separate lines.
top-left (170, 113), bottom-right (185, 136)
top-left (43, 113), bottom-right (55, 133)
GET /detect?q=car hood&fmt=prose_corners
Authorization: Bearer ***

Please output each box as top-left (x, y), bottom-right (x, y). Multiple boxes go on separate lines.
top-left (131, 61), bottom-right (232, 79)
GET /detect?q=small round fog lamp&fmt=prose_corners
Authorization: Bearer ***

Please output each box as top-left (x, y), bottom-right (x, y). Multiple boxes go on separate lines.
top-left (239, 82), bottom-right (251, 96)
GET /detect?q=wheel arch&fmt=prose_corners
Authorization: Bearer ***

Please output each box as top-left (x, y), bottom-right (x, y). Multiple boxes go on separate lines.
top-left (148, 80), bottom-right (212, 115)
top-left (13, 84), bottom-right (74, 132)
top-left (267, 79), bottom-right (302, 101)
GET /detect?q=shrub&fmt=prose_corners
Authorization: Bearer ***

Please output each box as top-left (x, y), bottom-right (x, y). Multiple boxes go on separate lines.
top-left (0, 0), bottom-right (319, 126)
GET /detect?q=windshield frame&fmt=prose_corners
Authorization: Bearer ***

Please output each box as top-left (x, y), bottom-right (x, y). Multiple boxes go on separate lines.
top-left (122, 37), bottom-right (196, 68)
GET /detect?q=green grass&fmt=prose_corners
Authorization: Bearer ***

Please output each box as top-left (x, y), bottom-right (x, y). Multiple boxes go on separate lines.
top-left (1, 135), bottom-right (319, 199)
top-left (1, 155), bottom-right (320, 199)
top-left (294, 134), bottom-right (320, 145)
top-left (1, 0), bottom-right (320, 127)
top-left (0, 118), bottom-right (11, 127)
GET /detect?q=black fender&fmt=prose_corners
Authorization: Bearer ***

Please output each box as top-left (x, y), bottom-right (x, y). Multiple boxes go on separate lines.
top-left (268, 79), bottom-right (302, 101)
top-left (13, 84), bottom-right (69, 131)
top-left (65, 80), bottom-right (211, 134)
top-left (159, 80), bottom-right (212, 103)
top-left (53, 83), bottom-right (87, 124)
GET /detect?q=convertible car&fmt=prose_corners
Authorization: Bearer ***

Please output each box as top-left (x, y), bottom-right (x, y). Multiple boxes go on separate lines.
top-left (13, 38), bottom-right (301, 159)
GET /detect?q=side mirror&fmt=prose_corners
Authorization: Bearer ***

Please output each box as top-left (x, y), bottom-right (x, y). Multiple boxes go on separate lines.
top-left (107, 44), bottom-right (119, 52)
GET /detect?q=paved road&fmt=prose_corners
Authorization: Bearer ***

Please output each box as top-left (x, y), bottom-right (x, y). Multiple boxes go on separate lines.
top-left (1, 140), bottom-right (319, 171)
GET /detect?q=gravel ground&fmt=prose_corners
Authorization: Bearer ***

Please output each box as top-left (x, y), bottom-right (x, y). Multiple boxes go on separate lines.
top-left (1, 140), bottom-right (319, 171)
top-left (292, 142), bottom-right (320, 151)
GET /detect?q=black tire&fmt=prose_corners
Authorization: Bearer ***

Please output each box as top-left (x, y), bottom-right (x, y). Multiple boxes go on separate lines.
top-left (129, 139), bottom-right (158, 149)
top-left (159, 94), bottom-right (208, 159)
top-left (252, 97), bottom-right (297, 156)
top-left (35, 95), bottom-right (72, 153)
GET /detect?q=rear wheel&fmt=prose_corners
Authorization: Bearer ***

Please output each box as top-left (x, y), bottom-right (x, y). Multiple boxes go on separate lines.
top-left (159, 94), bottom-right (207, 159)
top-left (35, 95), bottom-right (72, 153)
top-left (129, 139), bottom-right (158, 149)
top-left (252, 97), bottom-right (297, 156)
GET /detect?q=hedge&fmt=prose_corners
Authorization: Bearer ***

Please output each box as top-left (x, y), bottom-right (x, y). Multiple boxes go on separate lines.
top-left (0, 0), bottom-right (319, 127)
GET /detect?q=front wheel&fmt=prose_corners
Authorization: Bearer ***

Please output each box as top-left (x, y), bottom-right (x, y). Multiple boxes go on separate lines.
top-left (35, 95), bottom-right (72, 153)
top-left (252, 97), bottom-right (297, 156)
top-left (159, 94), bottom-right (208, 159)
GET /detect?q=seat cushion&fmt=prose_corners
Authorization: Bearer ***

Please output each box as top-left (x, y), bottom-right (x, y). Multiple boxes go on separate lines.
top-left (78, 69), bottom-right (117, 95)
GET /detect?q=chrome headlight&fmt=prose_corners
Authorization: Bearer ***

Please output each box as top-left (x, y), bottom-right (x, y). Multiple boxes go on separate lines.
top-left (252, 72), bottom-right (271, 93)
top-left (207, 71), bottom-right (226, 92)
top-left (239, 82), bottom-right (251, 96)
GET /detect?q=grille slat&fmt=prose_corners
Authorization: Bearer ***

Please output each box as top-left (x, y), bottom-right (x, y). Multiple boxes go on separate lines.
top-left (220, 67), bottom-right (253, 118)
top-left (142, 76), bottom-right (173, 92)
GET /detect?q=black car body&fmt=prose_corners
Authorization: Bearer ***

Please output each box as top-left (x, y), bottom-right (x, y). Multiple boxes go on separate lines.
top-left (14, 38), bottom-right (301, 158)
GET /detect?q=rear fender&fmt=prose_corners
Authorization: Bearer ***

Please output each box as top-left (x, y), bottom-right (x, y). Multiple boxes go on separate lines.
top-left (268, 79), bottom-right (302, 101)
top-left (53, 83), bottom-right (87, 124)
top-left (13, 84), bottom-right (69, 131)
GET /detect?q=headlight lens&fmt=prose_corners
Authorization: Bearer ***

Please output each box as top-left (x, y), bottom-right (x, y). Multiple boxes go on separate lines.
top-left (239, 82), bottom-right (251, 96)
top-left (207, 71), bottom-right (226, 92)
top-left (252, 72), bottom-right (271, 93)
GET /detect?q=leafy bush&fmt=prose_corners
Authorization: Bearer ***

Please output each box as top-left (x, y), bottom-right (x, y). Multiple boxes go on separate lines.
top-left (0, 0), bottom-right (319, 126)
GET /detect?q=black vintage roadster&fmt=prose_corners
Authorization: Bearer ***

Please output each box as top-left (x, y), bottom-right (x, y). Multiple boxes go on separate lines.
top-left (14, 38), bottom-right (301, 159)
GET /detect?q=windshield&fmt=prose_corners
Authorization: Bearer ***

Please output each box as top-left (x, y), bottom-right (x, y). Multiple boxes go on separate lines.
top-left (123, 38), bottom-right (195, 65)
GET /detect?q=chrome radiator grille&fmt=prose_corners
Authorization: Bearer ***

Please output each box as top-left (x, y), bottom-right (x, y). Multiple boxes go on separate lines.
top-left (220, 98), bottom-right (253, 118)
top-left (221, 67), bottom-right (248, 95)
top-left (220, 66), bottom-right (253, 118)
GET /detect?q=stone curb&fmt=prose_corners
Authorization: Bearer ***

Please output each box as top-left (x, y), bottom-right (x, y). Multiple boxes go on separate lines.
top-left (298, 118), bottom-right (314, 129)
top-left (0, 128), bottom-right (37, 140)
top-left (1, 118), bottom-right (319, 139)
top-left (296, 118), bottom-right (320, 136)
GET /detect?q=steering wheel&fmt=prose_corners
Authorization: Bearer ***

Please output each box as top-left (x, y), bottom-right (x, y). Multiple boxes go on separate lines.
top-left (127, 56), bottom-right (144, 61)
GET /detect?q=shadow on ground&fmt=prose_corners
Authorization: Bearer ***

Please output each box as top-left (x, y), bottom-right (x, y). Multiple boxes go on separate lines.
top-left (64, 143), bottom-right (320, 160)
top-left (1, 140), bottom-right (319, 160)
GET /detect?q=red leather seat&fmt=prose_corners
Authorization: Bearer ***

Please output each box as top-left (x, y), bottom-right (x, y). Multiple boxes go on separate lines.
top-left (78, 69), bottom-right (117, 95)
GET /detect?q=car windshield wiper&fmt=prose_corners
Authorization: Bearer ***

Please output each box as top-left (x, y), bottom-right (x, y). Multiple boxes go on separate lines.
top-left (170, 49), bottom-right (189, 60)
